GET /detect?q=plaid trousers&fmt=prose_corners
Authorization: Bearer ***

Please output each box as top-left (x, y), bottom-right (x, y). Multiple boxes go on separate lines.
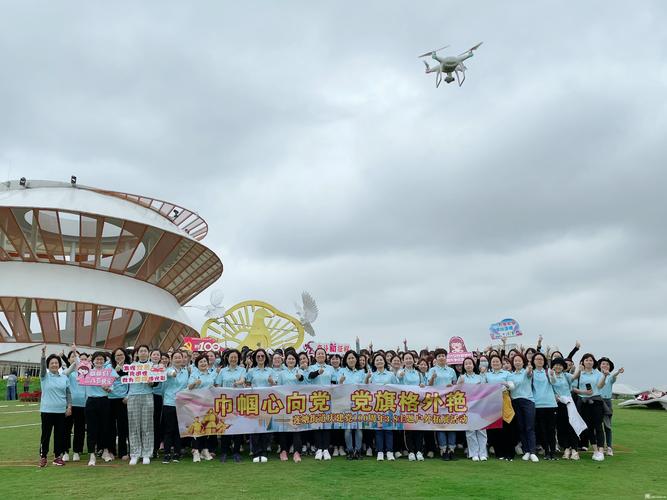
top-left (127, 394), bottom-right (154, 459)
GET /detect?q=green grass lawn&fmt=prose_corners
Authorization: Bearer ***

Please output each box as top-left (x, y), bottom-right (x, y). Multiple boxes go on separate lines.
top-left (0, 400), bottom-right (665, 499)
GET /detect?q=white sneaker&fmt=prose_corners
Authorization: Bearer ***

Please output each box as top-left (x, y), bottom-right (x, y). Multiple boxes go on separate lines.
top-left (416, 451), bottom-right (424, 461)
top-left (516, 444), bottom-right (524, 455)
top-left (522, 452), bottom-right (530, 461)
top-left (315, 449), bottom-right (323, 460)
top-left (489, 446), bottom-right (495, 455)
top-left (606, 447), bottom-right (614, 457)
top-left (72, 452), bottom-right (80, 462)
top-left (301, 445), bottom-right (307, 453)
top-left (377, 452), bottom-right (384, 461)
top-left (332, 447), bottom-right (339, 457)
top-left (101, 450), bottom-right (111, 462)
top-left (387, 452), bottom-right (395, 461)
top-left (253, 456), bottom-right (260, 463)
top-left (142, 457), bottom-right (150, 465)
top-left (408, 452), bottom-right (416, 461)
top-left (129, 457), bottom-right (138, 465)
top-left (193, 450), bottom-right (201, 463)
top-left (88, 454), bottom-right (96, 466)
top-left (563, 448), bottom-right (571, 460)
top-left (480, 456), bottom-right (488, 461)
top-left (201, 449), bottom-right (213, 461)
top-left (472, 456), bottom-right (479, 461)
top-left (62, 452), bottom-right (69, 462)
top-left (530, 454), bottom-right (539, 462)
top-left (323, 450), bottom-right (331, 461)
top-left (426, 451), bottom-right (434, 458)
top-left (339, 447), bottom-right (346, 456)
top-left (394, 451), bottom-right (401, 459)
top-left (571, 451), bottom-right (580, 461)
top-left (366, 448), bottom-right (373, 457)
top-left (260, 456), bottom-right (268, 463)
top-left (592, 451), bottom-right (604, 461)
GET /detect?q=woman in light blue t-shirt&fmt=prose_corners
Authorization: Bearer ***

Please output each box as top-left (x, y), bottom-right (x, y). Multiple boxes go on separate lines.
top-left (572, 353), bottom-right (606, 461)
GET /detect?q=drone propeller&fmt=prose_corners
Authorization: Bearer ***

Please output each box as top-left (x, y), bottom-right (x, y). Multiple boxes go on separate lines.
top-left (458, 41), bottom-right (483, 56)
top-left (418, 44), bottom-right (449, 58)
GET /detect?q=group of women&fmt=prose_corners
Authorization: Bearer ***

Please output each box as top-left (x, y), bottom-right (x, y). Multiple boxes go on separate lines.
top-left (37, 337), bottom-right (624, 467)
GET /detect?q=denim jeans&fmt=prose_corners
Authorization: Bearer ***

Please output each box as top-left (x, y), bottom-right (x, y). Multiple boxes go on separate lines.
top-left (6, 386), bottom-right (17, 400)
top-left (345, 429), bottom-right (362, 451)
top-left (513, 397), bottom-right (536, 454)
top-left (375, 429), bottom-right (393, 452)
top-left (436, 431), bottom-right (456, 450)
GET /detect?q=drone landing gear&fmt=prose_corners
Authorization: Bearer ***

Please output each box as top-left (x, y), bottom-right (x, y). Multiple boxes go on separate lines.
top-left (444, 74), bottom-right (455, 84)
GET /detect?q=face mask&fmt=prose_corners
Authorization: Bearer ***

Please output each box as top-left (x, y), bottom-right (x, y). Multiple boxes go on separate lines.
top-left (479, 360), bottom-right (489, 368)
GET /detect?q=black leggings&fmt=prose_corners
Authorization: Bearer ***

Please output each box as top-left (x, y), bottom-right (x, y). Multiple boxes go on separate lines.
top-left (40, 412), bottom-right (66, 458)
top-left (153, 394), bottom-right (163, 454)
top-left (64, 406), bottom-right (85, 453)
top-left (220, 434), bottom-right (243, 455)
top-left (556, 402), bottom-right (578, 450)
top-left (85, 397), bottom-right (110, 454)
top-left (251, 433), bottom-right (272, 457)
top-left (488, 419), bottom-right (516, 459)
top-left (535, 407), bottom-right (557, 454)
top-left (405, 431), bottom-right (424, 454)
top-left (279, 432), bottom-right (303, 453)
top-left (109, 398), bottom-right (129, 457)
top-left (580, 398), bottom-right (605, 448)
top-left (313, 429), bottom-right (330, 450)
top-left (161, 405), bottom-right (181, 456)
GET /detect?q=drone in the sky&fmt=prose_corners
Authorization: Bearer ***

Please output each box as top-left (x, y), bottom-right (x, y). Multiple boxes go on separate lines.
top-left (419, 42), bottom-right (483, 87)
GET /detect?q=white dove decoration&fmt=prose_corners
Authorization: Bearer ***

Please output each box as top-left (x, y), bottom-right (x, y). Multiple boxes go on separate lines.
top-left (185, 289), bottom-right (227, 319)
top-left (295, 291), bottom-right (319, 337)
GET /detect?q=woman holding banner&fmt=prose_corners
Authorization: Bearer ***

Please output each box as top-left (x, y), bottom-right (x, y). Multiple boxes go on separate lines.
top-left (162, 350), bottom-right (189, 463)
top-left (108, 348), bottom-right (130, 462)
top-left (63, 347), bottom-right (85, 463)
top-left (150, 349), bottom-right (165, 460)
top-left (85, 351), bottom-right (118, 466)
top-left (275, 351), bottom-right (306, 462)
top-left (307, 347), bottom-right (335, 461)
top-left (458, 356), bottom-right (488, 462)
top-left (339, 350), bottom-right (365, 460)
top-left (215, 349), bottom-right (246, 463)
top-left (397, 351), bottom-right (426, 462)
top-left (126, 344), bottom-right (155, 466)
top-left (187, 354), bottom-right (217, 463)
top-left (485, 354), bottom-right (516, 461)
top-left (366, 352), bottom-right (398, 461)
top-left (245, 348), bottom-right (274, 463)
top-left (427, 348), bottom-right (458, 461)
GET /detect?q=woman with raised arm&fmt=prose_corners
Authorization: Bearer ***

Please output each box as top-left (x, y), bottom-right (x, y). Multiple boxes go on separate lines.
top-left (509, 353), bottom-right (538, 462)
top-left (572, 353), bottom-right (605, 461)
top-left (531, 352), bottom-right (558, 460)
top-left (215, 349), bottom-right (246, 463)
top-left (597, 357), bottom-right (624, 457)
top-left (38, 344), bottom-right (75, 467)
top-left (550, 358), bottom-right (580, 460)
top-left (63, 346), bottom-right (85, 463)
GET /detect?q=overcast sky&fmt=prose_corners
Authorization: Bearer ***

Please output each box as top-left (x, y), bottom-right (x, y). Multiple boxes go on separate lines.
top-left (1, 1), bottom-right (666, 387)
